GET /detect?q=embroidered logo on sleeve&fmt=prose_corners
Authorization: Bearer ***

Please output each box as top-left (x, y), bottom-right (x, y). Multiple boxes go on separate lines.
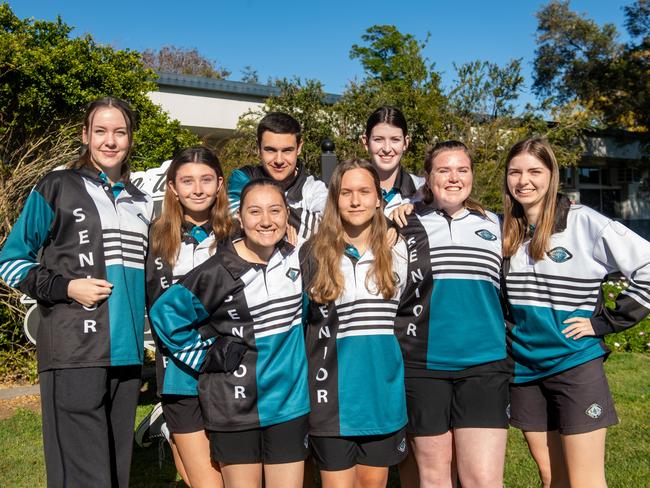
top-left (546, 247), bottom-right (573, 263)
top-left (475, 229), bottom-right (497, 241)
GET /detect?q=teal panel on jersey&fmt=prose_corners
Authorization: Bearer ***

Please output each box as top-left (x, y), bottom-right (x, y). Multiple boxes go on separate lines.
top-left (106, 265), bottom-right (146, 366)
top-left (255, 326), bottom-right (310, 427)
top-left (0, 190), bottom-right (54, 286)
top-left (337, 335), bottom-right (407, 436)
top-left (227, 169), bottom-right (251, 213)
top-left (162, 357), bottom-right (199, 396)
top-left (149, 284), bottom-right (211, 371)
top-left (510, 305), bottom-right (606, 383)
top-left (427, 279), bottom-right (506, 370)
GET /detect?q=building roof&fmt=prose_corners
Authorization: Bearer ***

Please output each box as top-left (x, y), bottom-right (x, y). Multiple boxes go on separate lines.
top-left (155, 72), bottom-right (341, 105)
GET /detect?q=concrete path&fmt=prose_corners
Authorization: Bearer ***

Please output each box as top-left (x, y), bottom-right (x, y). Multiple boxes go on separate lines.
top-left (0, 384), bottom-right (39, 400)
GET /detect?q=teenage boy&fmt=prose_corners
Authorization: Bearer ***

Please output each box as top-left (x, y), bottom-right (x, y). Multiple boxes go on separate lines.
top-left (228, 112), bottom-right (328, 241)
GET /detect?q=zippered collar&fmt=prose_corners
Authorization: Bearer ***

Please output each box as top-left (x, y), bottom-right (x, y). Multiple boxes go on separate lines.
top-left (414, 201), bottom-right (483, 221)
top-left (247, 162), bottom-right (310, 202)
top-left (217, 237), bottom-right (295, 280)
top-left (393, 166), bottom-right (418, 198)
top-left (75, 166), bottom-right (148, 200)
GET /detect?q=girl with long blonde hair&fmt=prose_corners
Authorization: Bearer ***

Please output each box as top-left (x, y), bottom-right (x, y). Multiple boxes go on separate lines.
top-left (502, 137), bottom-right (650, 487)
top-left (301, 158), bottom-right (409, 488)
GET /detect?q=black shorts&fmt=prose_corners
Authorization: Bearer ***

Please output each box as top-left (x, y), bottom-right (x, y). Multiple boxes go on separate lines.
top-left (510, 357), bottom-right (618, 435)
top-left (310, 427), bottom-right (407, 471)
top-left (405, 361), bottom-right (510, 435)
top-left (161, 395), bottom-right (204, 434)
top-left (209, 414), bottom-right (309, 464)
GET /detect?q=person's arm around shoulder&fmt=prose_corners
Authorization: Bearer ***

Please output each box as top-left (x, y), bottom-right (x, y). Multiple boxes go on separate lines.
top-left (226, 168), bottom-right (251, 215)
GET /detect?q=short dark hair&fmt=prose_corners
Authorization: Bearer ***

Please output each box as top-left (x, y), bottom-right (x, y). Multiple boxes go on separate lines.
top-left (256, 112), bottom-right (302, 146)
top-left (365, 106), bottom-right (408, 139)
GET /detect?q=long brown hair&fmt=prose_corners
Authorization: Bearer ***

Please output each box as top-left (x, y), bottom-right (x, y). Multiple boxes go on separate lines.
top-left (422, 141), bottom-right (486, 216)
top-left (308, 158), bottom-right (396, 303)
top-left (150, 146), bottom-right (232, 266)
top-left (502, 137), bottom-right (560, 261)
top-left (68, 97), bottom-right (135, 180)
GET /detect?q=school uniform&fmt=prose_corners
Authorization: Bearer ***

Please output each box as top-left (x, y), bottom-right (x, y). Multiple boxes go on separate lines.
top-left (396, 203), bottom-right (509, 435)
top-left (0, 167), bottom-right (152, 487)
top-left (146, 221), bottom-right (216, 433)
top-left (301, 239), bottom-right (409, 470)
top-left (505, 197), bottom-right (650, 433)
top-left (381, 166), bottom-right (425, 217)
top-left (149, 239), bottom-right (310, 463)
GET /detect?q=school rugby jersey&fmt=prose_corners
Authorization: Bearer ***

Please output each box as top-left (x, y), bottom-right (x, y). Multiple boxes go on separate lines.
top-left (397, 204), bottom-right (506, 372)
top-left (149, 239), bottom-right (309, 431)
top-left (227, 163), bottom-right (327, 241)
top-left (506, 199), bottom-right (650, 383)
top-left (0, 167), bottom-right (153, 371)
top-left (301, 239), bottom-right (408, 436)
top-left (146, 222), bottom-right (216, 396)
top-left (382, 166), bottom-right (425, 217)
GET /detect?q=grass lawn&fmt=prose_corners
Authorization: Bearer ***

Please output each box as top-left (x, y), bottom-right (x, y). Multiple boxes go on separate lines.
top-left (1, 353), bottom-right (648, 487)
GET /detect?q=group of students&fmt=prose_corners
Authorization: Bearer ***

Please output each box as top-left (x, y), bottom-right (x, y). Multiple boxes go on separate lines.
top-left (0, 96), bottom-right (648, 488)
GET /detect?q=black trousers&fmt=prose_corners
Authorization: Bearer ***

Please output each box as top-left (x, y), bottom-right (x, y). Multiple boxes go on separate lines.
top-left (39, 366), bottom-right (142, 487)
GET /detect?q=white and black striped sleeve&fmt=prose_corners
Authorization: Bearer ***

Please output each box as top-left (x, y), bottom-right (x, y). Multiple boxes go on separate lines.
top-left (591, 220), bottom-right (650, 335)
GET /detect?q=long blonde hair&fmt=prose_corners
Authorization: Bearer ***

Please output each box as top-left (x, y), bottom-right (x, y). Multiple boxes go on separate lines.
top-left (502, 137), bottom-right (560, 261)
top-left (150, 146), bottom-right (232, 266)
top-left (308, 158), bottom-right (396, 303)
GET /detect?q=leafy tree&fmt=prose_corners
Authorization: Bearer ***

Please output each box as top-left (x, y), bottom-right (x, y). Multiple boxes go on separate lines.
top-left (219, 78), bottom-right (337, 177)
top-left (141, 45), bottom-right (230, 80)
top-left (241, 65), bottom-right (259, 84)
top-left (0, 4), bottom-right (199, 171)
top-left (342, 25), bottom-right (447, 173)
top-left (533, 0), bottom-right (649, 131)
top-left (220, 25), bottom-right (448, 177)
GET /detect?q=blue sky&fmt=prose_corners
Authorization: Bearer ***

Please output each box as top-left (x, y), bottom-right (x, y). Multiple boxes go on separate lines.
top-left (9, 1), bottom-right (630, 111)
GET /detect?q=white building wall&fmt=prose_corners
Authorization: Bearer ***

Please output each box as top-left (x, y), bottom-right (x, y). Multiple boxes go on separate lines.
top-left (148, 91), bottom-right (264, 131)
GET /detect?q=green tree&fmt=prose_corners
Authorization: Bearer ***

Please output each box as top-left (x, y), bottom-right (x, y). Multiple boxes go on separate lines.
top-left (0, 4), bottom-right (199, 379)
top-left (0, 4), bottom-right (199, 171)
top-left (533, 0), bottom-right (649, 131)
top-left (344, 25), bottom-right (447, 173)
top-left (141, 45), bottom-right (230, 80)
top-left (220, 25), bottom-right (448, 178)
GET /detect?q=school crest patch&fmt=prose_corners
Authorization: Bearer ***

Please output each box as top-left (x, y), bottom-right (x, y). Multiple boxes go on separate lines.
top-left (397, 437), bottom-right (407, 453)
top-left (547, 247), bottom-right (573, 263)
top-left (585, 403), bottom-right (603, 419)
top-left (286, 267), bottom-right (300, 282)
top-left (475, 229), bottom-right (497, 241)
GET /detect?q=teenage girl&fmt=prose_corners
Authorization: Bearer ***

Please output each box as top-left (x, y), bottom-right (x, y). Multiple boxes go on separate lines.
top-left (502, 137), bottom-right (650, 488)
top-left (302, 158), bottom-right (408, 488)
top-left (0, 97), bottom-right (152, 487)
top-left (146, 146), bottom-right (231, 487)
top-left (361, 106), bottom-right (425, 216)
top-left (149, 179), bottom-right (310, 488)
top-left (396, 141), bottom-right (509, 487)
